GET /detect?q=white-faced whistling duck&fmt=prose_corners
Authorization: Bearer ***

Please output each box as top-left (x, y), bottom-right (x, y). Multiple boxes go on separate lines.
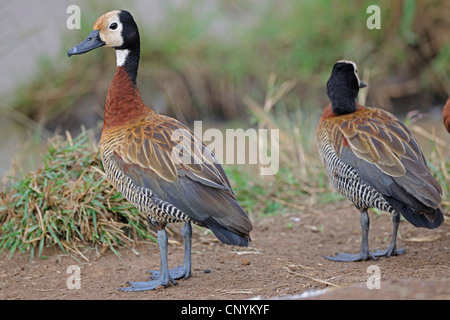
top-left (68, 10), bottom-right (252, 291)
top-left (317, 60), bottom-right (444, 262)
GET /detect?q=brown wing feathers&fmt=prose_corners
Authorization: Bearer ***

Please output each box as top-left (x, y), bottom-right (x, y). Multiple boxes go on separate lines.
top-left (103, 113), bottom-right (252, 244)
top-left (335, 109), bottom-right (408, 176)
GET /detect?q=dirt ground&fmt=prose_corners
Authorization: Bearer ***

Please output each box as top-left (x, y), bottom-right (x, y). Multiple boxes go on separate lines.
top-left (1, 201), bottom-right (449, 300)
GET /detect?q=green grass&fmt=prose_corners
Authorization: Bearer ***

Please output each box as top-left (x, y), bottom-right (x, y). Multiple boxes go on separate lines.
top-left (0, 130), bottom-right (156, 258)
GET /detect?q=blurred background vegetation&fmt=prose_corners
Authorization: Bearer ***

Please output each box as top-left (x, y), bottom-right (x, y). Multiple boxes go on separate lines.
top-left (0, 0), bottom-right (449, 257)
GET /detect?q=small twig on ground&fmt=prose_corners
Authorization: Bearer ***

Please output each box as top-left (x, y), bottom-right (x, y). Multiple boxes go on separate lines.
top-left (282, 265), bottom-right (339, 287)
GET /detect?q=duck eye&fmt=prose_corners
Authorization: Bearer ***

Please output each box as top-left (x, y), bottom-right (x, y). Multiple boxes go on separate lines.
top-left (109, 22), bottom-right (118, 30)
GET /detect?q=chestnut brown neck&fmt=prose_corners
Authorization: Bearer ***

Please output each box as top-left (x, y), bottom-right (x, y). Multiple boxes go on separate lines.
top-left (103, 67), bottom-right (150, 129)
top-left (318, 103), bottom-right (364, 126)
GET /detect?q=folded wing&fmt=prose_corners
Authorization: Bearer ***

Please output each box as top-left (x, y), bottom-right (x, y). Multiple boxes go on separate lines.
top-left (107, 115), bottom-right (252, 245)
top-left (324, 107), bottom-right (443, 228)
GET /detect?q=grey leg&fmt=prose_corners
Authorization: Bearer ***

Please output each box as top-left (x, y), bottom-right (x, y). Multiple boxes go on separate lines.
top-left (324, 210), bottom-right (378, 262)
top-left (149, 222), bottom-right (192, 280)
top-left (181, 222), bottom-right (192, 278)
top-left (120, 228), bottom-right (176, 291)
top-left (373, 211), bottom-right (405, 257)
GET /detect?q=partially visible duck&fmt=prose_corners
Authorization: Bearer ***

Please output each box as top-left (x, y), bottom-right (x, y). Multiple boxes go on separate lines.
top-left (443, 98), bottom-right (450, 134)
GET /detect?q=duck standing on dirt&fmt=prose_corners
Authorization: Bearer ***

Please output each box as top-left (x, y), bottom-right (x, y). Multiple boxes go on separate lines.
top-left (316, 60), bottom-right (444, 262)
top-left (68, 10), bottom-right (252, 291)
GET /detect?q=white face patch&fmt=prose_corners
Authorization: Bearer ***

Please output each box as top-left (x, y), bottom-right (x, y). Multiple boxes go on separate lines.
top-left (337, 60), bottom-right (360, 83)
top-left (96, 12), bottom-right (124, 48)
top-left (116, 49), bottom-right (130, 67)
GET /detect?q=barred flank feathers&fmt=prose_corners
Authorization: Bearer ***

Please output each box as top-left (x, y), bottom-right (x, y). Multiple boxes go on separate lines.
top-left (317, 129), bottom-right (397, 214)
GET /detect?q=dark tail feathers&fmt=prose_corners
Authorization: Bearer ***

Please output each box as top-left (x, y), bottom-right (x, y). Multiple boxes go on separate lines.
top-left (201, 217), bottom-right (251, 247)
top-left (385, 196), bottom-right (444, 229)
top-left (210, 225), bottom-right (251, 247)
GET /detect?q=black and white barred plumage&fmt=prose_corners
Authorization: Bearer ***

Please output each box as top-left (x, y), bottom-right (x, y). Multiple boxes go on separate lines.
top-left (102, 151), bottom-right (194, 228)
top-left (317, 129), bottom-right (396, 214)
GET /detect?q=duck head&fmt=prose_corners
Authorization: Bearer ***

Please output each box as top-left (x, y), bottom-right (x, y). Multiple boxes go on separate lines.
top-left (68, 10), bottom-right (141, 84)
top-left (68, 10), bottom-right (140, 55)
top-left (326, 60), bottom-right (367, 115)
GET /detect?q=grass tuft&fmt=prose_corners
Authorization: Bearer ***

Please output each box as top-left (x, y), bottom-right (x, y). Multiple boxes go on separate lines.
top-left (0, 129), bottom-right (156, 259)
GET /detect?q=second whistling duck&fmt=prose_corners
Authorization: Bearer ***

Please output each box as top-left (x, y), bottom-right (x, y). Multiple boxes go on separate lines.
top-left (316, 60), bottom-right (443, 262)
